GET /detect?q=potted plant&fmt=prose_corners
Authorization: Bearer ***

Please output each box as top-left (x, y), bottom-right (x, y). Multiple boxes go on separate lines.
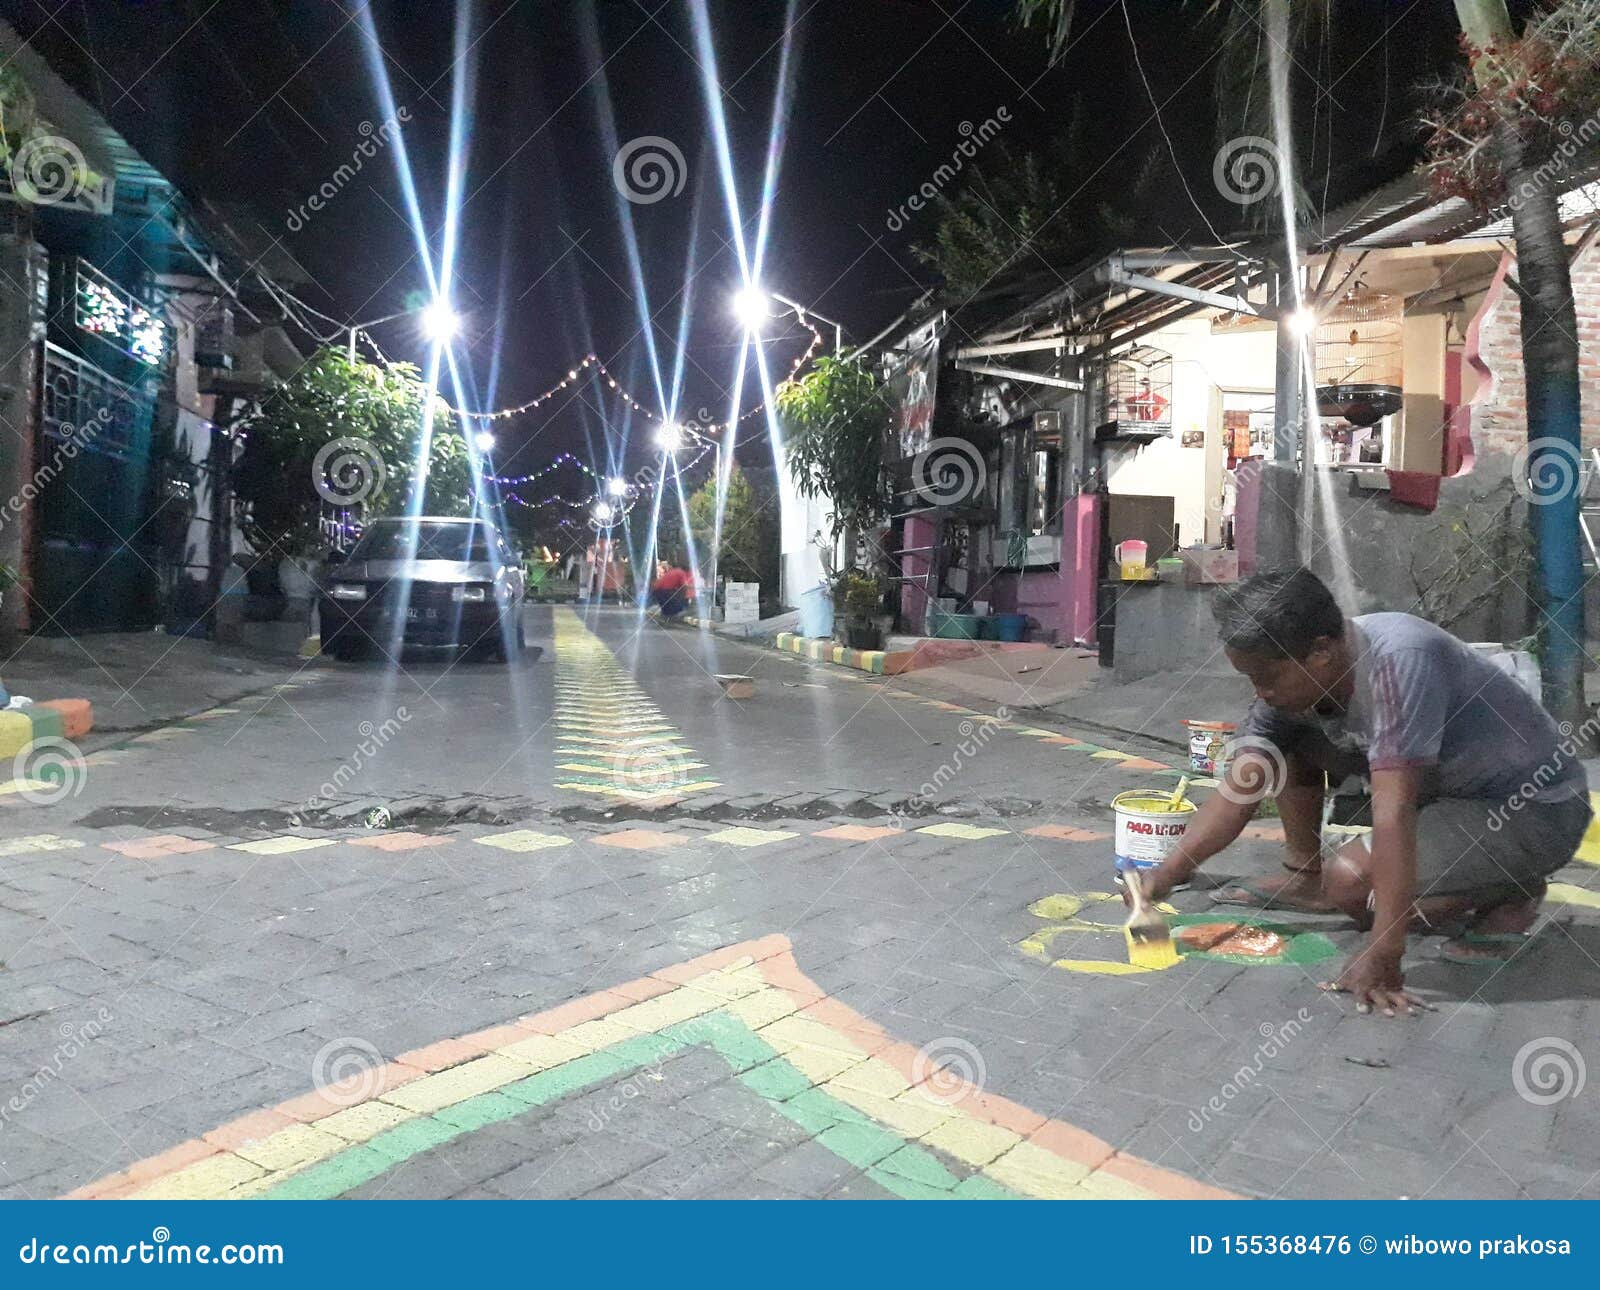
top-left (835, 570), bottom-right (889, 650)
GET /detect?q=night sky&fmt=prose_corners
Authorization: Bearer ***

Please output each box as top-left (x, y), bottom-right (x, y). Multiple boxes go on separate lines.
top-left (5, 0), bottom-right (1484, 486)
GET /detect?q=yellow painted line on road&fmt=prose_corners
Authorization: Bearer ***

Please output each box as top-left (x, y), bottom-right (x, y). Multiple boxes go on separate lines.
top-left (551, 608), bottom-right (717, 802)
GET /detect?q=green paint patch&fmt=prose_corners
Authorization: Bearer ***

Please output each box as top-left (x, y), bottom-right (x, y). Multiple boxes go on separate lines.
top-left (366, 1115), bottom-right (464, 1164)
top-left (818, 1120), bottom-right (902, 1169)
top-left (952, 1173), bottom-right (1019, 1199)
top-left (877, 1144), bottom-right (961, 1191)
top-left (260, 1146), bottom-right (390, 1200)
top-left (740, 1058), bottom-right (814, 1102)
top-left (1169, 912), bottom-right (1339, 966)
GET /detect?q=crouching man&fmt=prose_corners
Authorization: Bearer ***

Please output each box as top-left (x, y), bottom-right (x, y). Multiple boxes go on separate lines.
top-left (1136, 567), bottom-right (1591, 1017)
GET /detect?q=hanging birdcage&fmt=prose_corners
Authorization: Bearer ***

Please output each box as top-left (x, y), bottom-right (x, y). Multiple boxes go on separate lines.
top-left (1314, 291), bottom-right (1404, 427)
top-left (1096, 345), bottom-right (1173, 441)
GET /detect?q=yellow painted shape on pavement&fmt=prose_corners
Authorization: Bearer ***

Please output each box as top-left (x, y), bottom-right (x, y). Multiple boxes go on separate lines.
top-left (1547, 880), bottom-right (1600, 909)
top-left (227, 837), bottom-right (336, 855)
top-left (915, 822), bottom-right (1009, 840)
top-left (474, 829), bottom-right (572, 853)
top-left (0, 834), bottom-right (85, 856)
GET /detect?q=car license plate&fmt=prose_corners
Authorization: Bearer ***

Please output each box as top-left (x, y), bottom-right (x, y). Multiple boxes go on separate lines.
top-left (406, 607), bottom-right (439, 621)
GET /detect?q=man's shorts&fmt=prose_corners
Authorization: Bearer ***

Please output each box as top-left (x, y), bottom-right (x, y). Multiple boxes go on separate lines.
top-left (1279, 725), bottom-right (1593, 897)
top-left (1351, 795), bottom-right (1594, 898)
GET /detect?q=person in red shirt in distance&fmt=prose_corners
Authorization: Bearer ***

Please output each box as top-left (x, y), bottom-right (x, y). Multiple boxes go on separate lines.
top-left (650, 560), bottom-right (693, 619)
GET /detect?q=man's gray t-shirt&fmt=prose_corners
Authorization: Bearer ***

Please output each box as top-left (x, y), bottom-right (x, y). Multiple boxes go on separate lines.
top-left (1240, 613), bottom-right (1584, 802)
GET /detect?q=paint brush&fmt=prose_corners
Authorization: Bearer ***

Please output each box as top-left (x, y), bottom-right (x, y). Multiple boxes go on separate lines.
top-left (1123, 869), bottom-right (1180, 970)
top-left (1170, 776), bottom-right (1190, 808)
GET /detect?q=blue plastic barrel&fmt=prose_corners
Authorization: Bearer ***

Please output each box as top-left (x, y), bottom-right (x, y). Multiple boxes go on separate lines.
top-left (992, 613), bottom-right (1028, 642)
top-left (797, 583), bottom-right (834, 639)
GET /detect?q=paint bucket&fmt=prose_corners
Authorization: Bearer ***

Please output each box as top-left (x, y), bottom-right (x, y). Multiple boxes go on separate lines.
top-left (1112, 790), bottom-right (1196, 876)
top-left (1181, 720), bottom-right (1235, 775)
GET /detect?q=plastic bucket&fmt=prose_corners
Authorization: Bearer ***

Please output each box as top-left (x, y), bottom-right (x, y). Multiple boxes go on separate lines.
top-left (932, 612), bottom-right (982, 639)
top-left (797, 584), bottom-right (834, 639)
top-left (1112, 790), bottom-right (1197, 875)
top-left (1181, 720), bottom-right (1235, 775)
top-left (992, 612), bottom-right (1028, 642)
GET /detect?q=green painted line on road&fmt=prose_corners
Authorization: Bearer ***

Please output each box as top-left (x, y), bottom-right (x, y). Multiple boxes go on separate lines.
top-left (256, 1009), bottom-right (993, 1200)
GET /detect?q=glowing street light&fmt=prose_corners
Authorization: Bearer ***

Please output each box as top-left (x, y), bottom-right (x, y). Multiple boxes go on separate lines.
top-left (592, 501), bottom-right (615, 524)
top-left (345, 297), bottom-right (462, 360)
top-left (656, 421), bottom-right (686, 453)
top-left (732, 285), bottom-right (773, 334)
top-left (606, 477), bottom-right (629, 498)
top-left (733, 284), bottom-right (844, 350)
top-left (420, 299), bottom-right (461, 343)
top-left (472, 430), bottom-right (496, 454)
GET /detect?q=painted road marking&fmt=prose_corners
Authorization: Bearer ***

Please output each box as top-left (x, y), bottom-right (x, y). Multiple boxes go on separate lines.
top-left (0, 834), bottom-right (86, 856)
top-left (1017, 892), bottom-right (1338, 975)
top-left (101, 835), bottom-right (216, 859)
top-left (348, 832), bottom-right (449, 852)
top-left (552, 608), bottom-right (717, 803)
top-left (227, 837), bottom-right (338, 856)
top-left (593, 829), bottom-right (688, 851)
top-left (703, 826), bottom-right (798, 848)
top-left (474, 829), bottom-right (573, 853)
top-left (814, 824), bottom-right (901, 842)
top-left (916, 822), bottom-right (1009, 840)
top-left (74, 936), bottom-right (1229, 1201)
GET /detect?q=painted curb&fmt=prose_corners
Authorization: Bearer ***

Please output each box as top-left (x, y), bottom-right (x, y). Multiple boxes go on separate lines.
top-left (0, 701), bottom-right (93, 758)
top-left (774, 632), bottom-right (899, 676)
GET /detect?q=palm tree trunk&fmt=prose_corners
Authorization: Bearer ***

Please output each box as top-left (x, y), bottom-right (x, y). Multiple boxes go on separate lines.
top-left (1455, 0), bottom-right (1587, 726)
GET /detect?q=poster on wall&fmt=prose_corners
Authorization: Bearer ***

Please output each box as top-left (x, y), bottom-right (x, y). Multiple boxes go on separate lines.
top-left (885, 334), bottom-right (940, 459)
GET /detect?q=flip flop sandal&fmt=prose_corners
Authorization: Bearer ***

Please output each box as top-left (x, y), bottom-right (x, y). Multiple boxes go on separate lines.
top-left (1211, 875), bottom-right (1335, 914)
top-left (1439, 931), bottom-right (1536, 966)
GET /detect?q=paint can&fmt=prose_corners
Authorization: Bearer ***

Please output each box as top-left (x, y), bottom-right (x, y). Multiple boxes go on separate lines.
top-left (1112, 790), bottom-right (1196, 876)
top-left (1181, 720), bottom-right (1235, 775)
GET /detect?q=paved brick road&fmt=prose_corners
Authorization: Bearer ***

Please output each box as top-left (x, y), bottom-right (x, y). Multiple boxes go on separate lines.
top-left (2, 606), bottom-right (1597, 1199)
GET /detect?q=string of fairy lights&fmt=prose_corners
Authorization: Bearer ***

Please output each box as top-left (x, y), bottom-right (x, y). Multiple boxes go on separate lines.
top-left (455, 318), bottom-right (821, 528)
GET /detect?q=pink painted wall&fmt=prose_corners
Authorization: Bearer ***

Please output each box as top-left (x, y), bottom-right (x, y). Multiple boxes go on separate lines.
top-left (899, 515), bottom-right (936, 629)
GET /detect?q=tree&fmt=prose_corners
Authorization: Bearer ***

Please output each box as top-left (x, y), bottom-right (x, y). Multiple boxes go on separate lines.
top-left (234, 349), bottom-right (471, 560)
top-left (1422, 0), bottom-right (1596, 726)
top-left (774, 355), bottom-right (891, 554)
top-left (911, 145), bottom-right (1083, 298)
top-left (685, 463), bottom-right (779, 606)
top-left (1017, 0), bottom-right (1592, 724)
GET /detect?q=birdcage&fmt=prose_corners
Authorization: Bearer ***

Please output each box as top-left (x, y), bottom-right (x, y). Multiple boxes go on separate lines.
top-left (1096, 345), bottom-right (1173, 441)
top-left (1314, 291), bottom-right (1404, 427)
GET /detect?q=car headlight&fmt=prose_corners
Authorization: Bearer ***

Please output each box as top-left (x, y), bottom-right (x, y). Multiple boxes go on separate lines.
top-left (329, 583), bottom-right (367, 601)
top-left (453, 584), bottom-right (489, 602)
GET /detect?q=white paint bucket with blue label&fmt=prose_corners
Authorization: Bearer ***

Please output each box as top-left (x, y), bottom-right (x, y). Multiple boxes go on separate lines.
top-left (1113, 790), bottom-right (1197, 875)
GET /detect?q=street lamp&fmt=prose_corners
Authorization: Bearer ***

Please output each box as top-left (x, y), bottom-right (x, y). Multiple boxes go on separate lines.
top-left (733, 283), bottom-right (845, 351)
top-left (472, 430), bottom-right (497, 454)
top-left (346, 297), bottom-right (460, 360)
top-left (606, 476), bottom-right (628, 498)
top-left (592, 501), bottom-right (614, 524)
top-left (655, 421), bottom-right (685, 453)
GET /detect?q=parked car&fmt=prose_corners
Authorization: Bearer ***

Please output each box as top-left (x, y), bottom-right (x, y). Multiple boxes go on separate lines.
top-left (317, 517), bottom-right (526, 662)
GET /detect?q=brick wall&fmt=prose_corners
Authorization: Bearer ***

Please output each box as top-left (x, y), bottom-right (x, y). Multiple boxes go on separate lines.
top-left (1470, 241), bottom-right (1600, 459)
